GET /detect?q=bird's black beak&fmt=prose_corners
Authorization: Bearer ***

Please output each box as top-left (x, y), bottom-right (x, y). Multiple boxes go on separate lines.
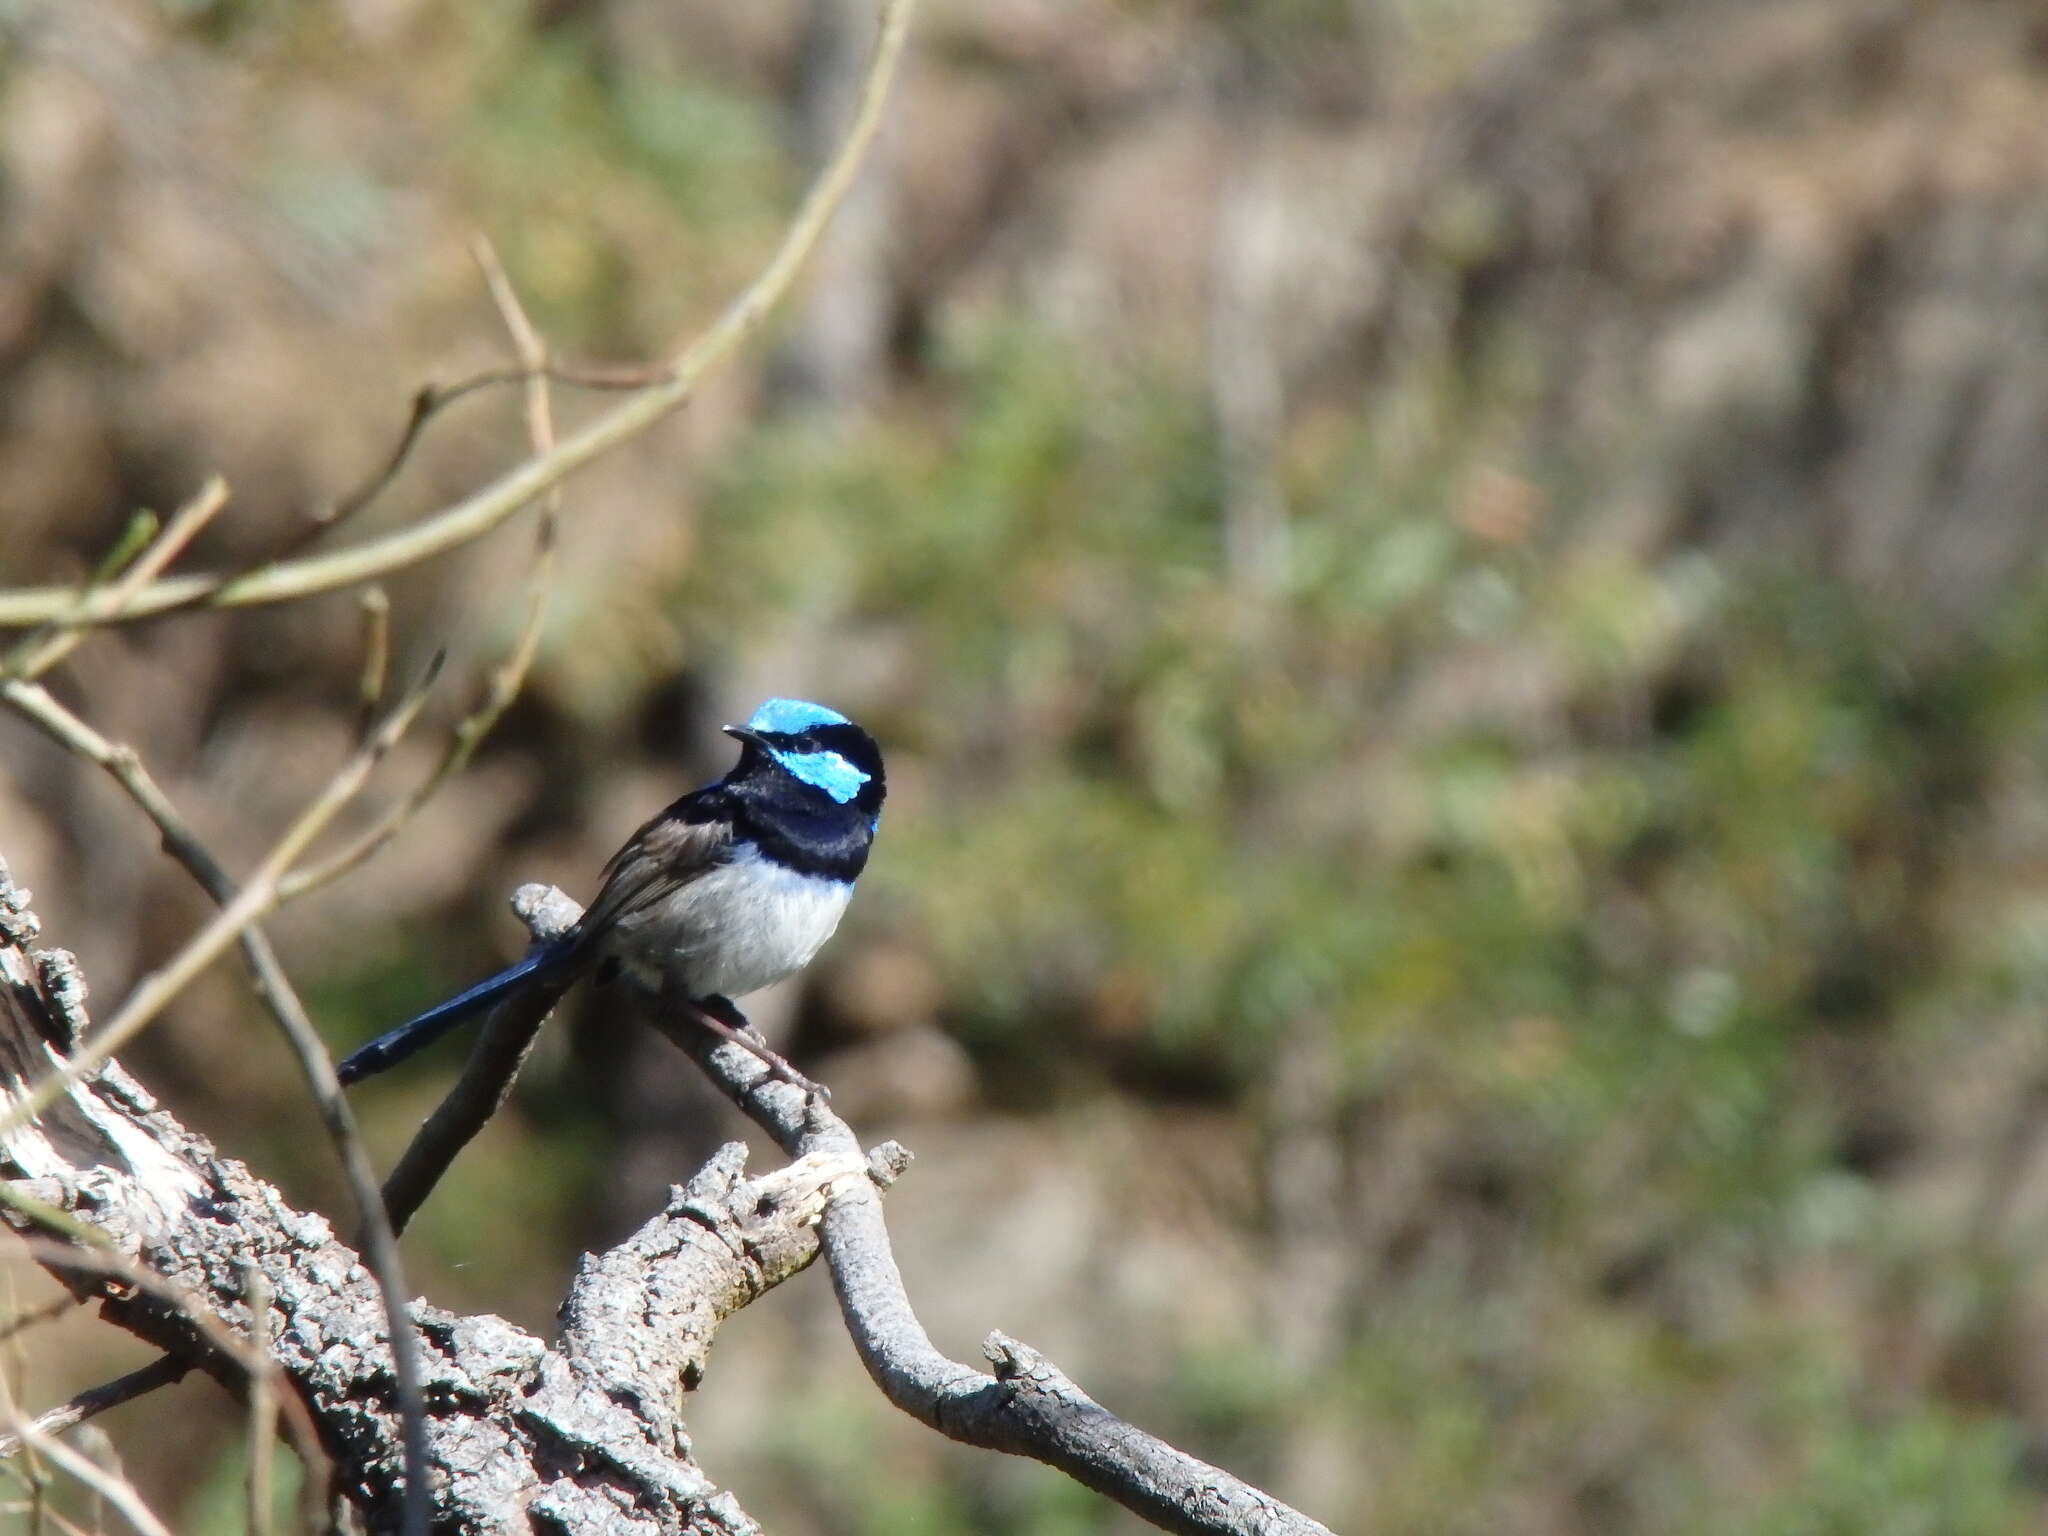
top-left (722, 725), bottom-right (768, 749)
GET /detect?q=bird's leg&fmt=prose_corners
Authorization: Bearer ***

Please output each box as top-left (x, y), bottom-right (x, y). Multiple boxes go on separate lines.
top-left (687, 994), bottom-right (828, 1100)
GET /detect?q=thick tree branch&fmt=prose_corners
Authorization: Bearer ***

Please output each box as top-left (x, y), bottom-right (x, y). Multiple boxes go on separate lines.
top-left (714, 1049), bottom-right (1334, 1536)
top-left (0, 856), bottom-right (877, 1534)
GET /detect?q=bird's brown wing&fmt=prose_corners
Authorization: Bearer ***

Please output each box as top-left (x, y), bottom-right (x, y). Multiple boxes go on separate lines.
top-left (571, 810), bottom-right (733, 949)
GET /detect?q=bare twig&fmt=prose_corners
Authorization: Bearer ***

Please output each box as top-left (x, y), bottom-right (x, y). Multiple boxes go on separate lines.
top-left (274, 521), bottom-right (553, 904)
top-left (470, 234), bottom-right (558, 470)
top-left (244, 1268), bottom-right (276, 1536)
top-left (0, 1407), bottom-right (173, 1536)
top-left (355, 587), bottom-right (392, 740)
top-left (288, 359), bottom-right (668, 559)
top-left (373, 885), bottom-right (580, 1236)
top-left (2, 479), bottom-right (231, 681)
top-left (0, 657), bottom-right (440, 1134)
top-left (0, 1356), bottom-right (189, 1461)
top-left (0, 1297), bottom-right (77, 1347)
top-left (720, 1043), bottom-right (1334, 1534)
top-left (0, 0), bottom-right (916, 634)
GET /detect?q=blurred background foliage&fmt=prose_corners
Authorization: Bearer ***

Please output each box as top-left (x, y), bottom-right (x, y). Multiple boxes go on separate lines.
top-left (6, 0), bottom-right (2048, 1531)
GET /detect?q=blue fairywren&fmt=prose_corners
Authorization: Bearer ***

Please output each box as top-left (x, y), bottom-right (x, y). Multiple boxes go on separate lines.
top-left (336, 698), bottom-right (884, 1089)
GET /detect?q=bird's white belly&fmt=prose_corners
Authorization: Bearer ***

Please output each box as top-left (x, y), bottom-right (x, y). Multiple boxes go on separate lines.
top-left (604, 844), bottom-right (853, 1000)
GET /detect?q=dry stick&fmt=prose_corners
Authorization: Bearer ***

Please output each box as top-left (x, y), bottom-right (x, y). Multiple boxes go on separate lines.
top-left (0, 0), bottom-right (916, 635)
top-left (283, 359), bottom-right (666, 561)
top-left (470, 233), bottom-right (557, 465)
top-left (683, 1034), bottom-right (1336, 1536)
top-left (1, 513), bottom-right (157, 678)
top-left (374, 884), bottom-right (581, 1234)
top-left (0, 1356), bottom-right (189, 1460)
top-left (275, 524), bottom-right (553, 905)
top-left (0, 1354), bottom-right (51, 1525)
top-left (0, 677), bottom-right (436, 1535)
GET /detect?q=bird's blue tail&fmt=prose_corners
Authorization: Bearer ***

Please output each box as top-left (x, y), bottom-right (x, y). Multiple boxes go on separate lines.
top-left (336, 945), bottom-right (569, 1086)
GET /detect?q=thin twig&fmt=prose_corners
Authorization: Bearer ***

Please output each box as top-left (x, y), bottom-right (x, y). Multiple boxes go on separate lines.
top-left (287, 359), bottom-right (668, 558)
top-left (0, 509), bottom-right (155, 680)
top-left (375, 974), bottom-right (567, 1237)
top-left (0, 1297), bottom-right (78, 1347)
top-left (354, 587), bottom-right (392, 741)
top-left (470, 234), bottom-right (559, 470)
top-left (0, 0), bottom-right (916, 632)
top-left (243, 1268), bottom-right (276, 1536)
top-left (0, 1406), bottom-right (174, 1536)
top-left (2, 479), bottom-right (231, 680)
top-left (275, 522), bottom-right (553, 903)
top-left (270, 241), bottom-right (564, 905)
top-left (373, 885), bottom-right (580, 1235)
top-left (0, 656), bottom-right (440, 1134)
top-left (0, 1356), bottom-right (188, 1460)
top-left (0, 1348), bottom-right (50, 1532)
top-left (274, 237), bottom-right (564, 903)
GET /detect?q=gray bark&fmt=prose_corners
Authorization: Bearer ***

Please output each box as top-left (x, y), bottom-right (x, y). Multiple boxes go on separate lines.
top-left (0, 858), bottom-right (833, 1534)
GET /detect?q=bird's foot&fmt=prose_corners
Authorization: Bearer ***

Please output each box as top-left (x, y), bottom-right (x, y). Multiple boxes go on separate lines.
top-left (690, 998), bottom-right (830, 1101)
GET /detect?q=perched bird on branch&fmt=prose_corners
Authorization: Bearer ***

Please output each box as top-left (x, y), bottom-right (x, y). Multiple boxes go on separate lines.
top-left (336, 698), bottom-right (885, 1089)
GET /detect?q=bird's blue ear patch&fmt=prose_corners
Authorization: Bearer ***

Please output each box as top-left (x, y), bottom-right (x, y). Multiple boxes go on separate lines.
top-left (747, 698), bottom-right (851, 735)
top-left (768, 747), bottom-right (871, 805)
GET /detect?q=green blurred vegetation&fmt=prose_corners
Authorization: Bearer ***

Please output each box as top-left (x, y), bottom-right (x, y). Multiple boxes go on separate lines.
top-left (679, 316), bottom-right (2048, 1530)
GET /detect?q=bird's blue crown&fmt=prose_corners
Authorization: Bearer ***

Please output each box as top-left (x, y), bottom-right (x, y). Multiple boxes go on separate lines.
top-left (747, 698), bottom-right (851, 734)
top-left (744, 697), bottom-right (871, 806)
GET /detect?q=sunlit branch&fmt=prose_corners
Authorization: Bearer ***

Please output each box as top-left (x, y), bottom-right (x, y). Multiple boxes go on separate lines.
top-left (0, 657), bottom-right (438, 1134)
top-left (0, 0), bottom-right (915, 633)
top-left (1, 479), bottom-right (230, 679)
top-left (0, 1355), bottom-right (189, 1461)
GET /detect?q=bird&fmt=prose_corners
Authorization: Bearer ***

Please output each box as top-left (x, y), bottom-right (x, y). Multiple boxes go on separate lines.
top-left (335, 697), bottom-right (884, 1090)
